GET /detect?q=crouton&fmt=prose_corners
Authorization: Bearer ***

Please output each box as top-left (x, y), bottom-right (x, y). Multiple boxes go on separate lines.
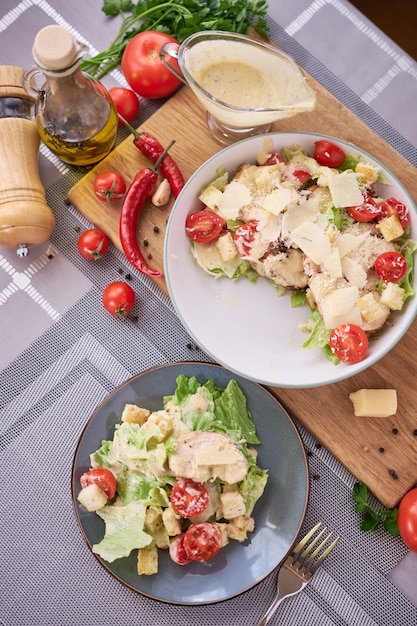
top-left (357, 292), bottom-right (390, 331)
top-left (216, 231), bottom-right (238, 263)
top-left (214, 522), bottom-right (229, 548)
top-left (162, 505), bottom-right (182, 536)
top-left (137, 546), bottom-right (158, 575)
top-left (77, 484), bottom-right (107, 512)
top-left (220, 490), bottom-right (246, 519)
top-left (121, 403), bottom-right (150, 425)
top-left (225, 516), bottom-right (255, 542)
top-left (380, 282), bottom-right (405, 311)
top-left (145, 412), bottom-right (174, 441)
top-left (375, 214), bottom-right (404, 242)
top-left (144, 507), bottom-right (169, 549)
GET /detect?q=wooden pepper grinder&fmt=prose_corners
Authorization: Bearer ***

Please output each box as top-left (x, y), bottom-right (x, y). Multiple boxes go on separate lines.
top-left (0, 65), bottom-right (55, 256)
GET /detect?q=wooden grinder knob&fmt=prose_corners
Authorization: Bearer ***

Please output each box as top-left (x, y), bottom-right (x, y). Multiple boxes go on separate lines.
top-left (0, 66), bottom-right (55, 253)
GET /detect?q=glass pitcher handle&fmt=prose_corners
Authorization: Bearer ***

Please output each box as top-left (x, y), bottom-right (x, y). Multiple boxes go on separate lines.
top-left (22, 66), bottom-right (45, 98)
top-left (159, 42), bottom-right (186, 84)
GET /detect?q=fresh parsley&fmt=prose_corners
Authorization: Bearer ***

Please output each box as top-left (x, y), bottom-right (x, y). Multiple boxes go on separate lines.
top-left (352, 482), bottom-right (399, 536)
top-left (81, 0), bottom-right (269, 80)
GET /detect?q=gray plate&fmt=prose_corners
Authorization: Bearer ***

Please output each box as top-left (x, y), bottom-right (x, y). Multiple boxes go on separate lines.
top-left (71, 362), bottom-right (309, 605)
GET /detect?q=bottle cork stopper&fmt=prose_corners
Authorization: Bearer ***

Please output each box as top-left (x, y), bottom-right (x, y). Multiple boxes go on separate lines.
top-left (32, 25), bottom-right (77, 71)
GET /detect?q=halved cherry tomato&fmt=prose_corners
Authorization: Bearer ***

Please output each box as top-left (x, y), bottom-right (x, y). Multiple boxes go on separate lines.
top-left (170, 478), bottom-right (209, 519)
top-left (77, 228), bottom-right (109, 260)
top-left (329, 323), bottom-right (369, 363)
top-left (313, 139), bottom-right (346, 168)
top-left (185, 209), bottom-right (226, 243)
top-left (262, 152), bottom-right (284, 165)
top-left (379, 197), bottom-right (409, 229)
top-left (374, 251), bottom-right (407, 282)
top-left (109, 87), bottom-right (139, 126)
top-left (183, 522), bottom-right (221, 562)
top-left (94, 171), bottom-right (127, 203)
top-left (293, 169), bottom-right (311, 184)
top-left (398, 488), bottom-right (417, 552)
top-left (234, 220), bottom-right (259, 256)
top-left (169, 534), bottom-right (193, 565)
top-left (102, 281), bottom-right (135, 318)
top-left (348, 196), bottom-right (382, 223)
top-left (80, 467), bottom-right (116, 500)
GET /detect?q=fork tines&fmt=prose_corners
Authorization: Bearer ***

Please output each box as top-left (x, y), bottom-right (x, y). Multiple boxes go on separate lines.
top-left (290, 522), bottom-right (339, 573)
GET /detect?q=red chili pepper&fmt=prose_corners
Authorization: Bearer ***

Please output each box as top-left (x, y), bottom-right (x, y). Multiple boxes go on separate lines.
top-left (118, 115), bottom-right (185, 198)
top-left (119, 145), bottom-right (174, 278)
top-left (134, 133), bottom-right (184, 198)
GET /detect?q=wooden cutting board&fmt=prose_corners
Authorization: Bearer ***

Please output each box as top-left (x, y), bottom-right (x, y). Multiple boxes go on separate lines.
top-left (68, 75), bottom-right (417, 509)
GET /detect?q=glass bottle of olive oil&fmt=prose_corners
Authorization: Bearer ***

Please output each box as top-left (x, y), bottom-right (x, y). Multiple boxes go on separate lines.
top-left (23, 25), bottom-right (118, 166)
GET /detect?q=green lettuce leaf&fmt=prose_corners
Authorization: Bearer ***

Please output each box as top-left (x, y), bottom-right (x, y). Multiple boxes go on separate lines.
top-left (90, 439), bottom-right (113, 468)
top-left (302, 309), bottom-right (339, 364)
top-left (240, 466), bottom-right (268, 516)
top-left (92, 501), bottom-right (152, 563)
top-left (164, 375), bottom-right (260, 444)
top-left (213, 379), bottom-right (260, 444)
top-left (399, 237), bottom-right (417, 300)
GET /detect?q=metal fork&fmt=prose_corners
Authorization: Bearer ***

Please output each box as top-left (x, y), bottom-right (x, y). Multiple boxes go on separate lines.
top-left (256, 522), bottom-right (340, 626)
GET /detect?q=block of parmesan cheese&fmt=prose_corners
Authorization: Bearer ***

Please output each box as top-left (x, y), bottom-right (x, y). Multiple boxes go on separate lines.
top-left (349, 389), bottom-right (397, 418)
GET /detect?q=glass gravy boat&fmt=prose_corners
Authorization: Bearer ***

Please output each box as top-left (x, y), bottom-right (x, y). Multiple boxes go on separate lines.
top-left (160, 31), bottom-right (316, 145)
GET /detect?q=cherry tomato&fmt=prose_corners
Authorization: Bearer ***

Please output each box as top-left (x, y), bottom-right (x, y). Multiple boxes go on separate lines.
top-left (121, 31), bottom-right (182, 99)
top-left (313, 140), bottom-right (346, 168)
top-left (94, 171), bottom-right (127, 203)
top-left (170, 478), bottom-right (209, 519)
top-left (77, 229), bottom-right (109, 260)
top-left (348, 196), bottom-right (382, 223)
top-left (80, 467), bottom-right (116, 500)
top-left (109, 87), bottom-right (139, 126)
top-left (398, 488), bottom-right (417, 552)
top-left (234, 221), bottom-right (259, 256)
top-left (102, 281), bottom-right (135, 318)
top-left (262, 152), bottom-right (284, 165)
top-left (379, 197), bottom-right (409, 229)
top-left (329, 323), bottom-right (369, 363)
top-left (374, 251), bottom-right (407, 282)
top-left (183, 522), bottom-right (221, 562)
top-left (169, 534), bottom-right (193, 566)
top-left (185, 209), bottom-right (226, 243)
top-left (293, 169), bottom-right (311, 184)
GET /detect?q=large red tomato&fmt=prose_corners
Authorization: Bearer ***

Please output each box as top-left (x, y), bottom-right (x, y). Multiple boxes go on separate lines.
top-left (121, 31), bottom-right (182, 99)
top-left (398, 488), bottom-right (417, 552)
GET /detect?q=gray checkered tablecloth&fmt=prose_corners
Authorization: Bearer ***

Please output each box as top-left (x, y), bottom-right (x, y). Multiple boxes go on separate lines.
top-left (1, 2), bottom-right (417, 625)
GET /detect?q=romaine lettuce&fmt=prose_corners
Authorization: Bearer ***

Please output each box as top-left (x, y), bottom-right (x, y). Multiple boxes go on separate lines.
top-left (93, 501), bottom-right (152, 562)
top-left (165, 375), bottom-right (260, 444)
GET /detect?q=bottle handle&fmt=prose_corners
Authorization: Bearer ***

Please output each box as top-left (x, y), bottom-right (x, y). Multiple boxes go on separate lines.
top-left (22, 66), bottom-right (45, 98)
top-left (159, 42), bottom-right (187, 84)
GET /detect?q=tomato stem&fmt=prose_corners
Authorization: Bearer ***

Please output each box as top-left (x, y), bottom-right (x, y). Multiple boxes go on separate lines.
top-left (80, 2), bottom-right (192, 80)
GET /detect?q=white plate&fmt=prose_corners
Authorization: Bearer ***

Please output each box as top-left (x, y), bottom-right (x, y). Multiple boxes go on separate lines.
top-left (164, 132), bottom-right (417, 388)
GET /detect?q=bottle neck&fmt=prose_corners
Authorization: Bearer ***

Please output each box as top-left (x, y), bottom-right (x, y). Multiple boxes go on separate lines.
top-left (41, 66), bottom-right (92, 101)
